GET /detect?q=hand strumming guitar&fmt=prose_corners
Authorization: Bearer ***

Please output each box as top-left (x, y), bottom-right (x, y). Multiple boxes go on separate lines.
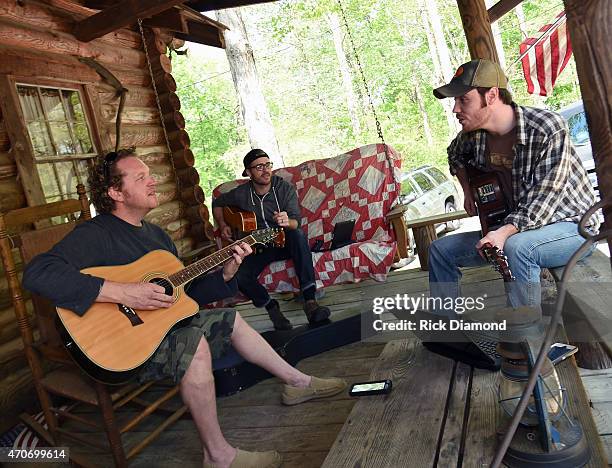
top-left (99, 281), bottom-right (175, 310)
top-left (273, 210), bottom-right (290, 228)
top-left (220, 224), bottom-right (233, 241)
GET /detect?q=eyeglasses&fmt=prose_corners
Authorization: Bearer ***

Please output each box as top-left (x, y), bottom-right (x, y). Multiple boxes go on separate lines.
top-left (249, 161), bottom-right (274, 172)
top-left (103, 151), bottom-right (118, 183)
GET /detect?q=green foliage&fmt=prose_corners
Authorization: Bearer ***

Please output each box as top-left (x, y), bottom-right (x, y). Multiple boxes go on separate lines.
top-left (172, 51), bottom-right (245, 192)
top-left (172, 0), bottom-right (584, 184)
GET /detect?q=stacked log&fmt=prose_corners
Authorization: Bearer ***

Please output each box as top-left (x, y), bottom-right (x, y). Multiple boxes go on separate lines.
top-left (141, 28), bottom-right (216, 256)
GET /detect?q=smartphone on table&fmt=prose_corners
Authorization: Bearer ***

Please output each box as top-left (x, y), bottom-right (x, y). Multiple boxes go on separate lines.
top-left (548, 343), bottom-right (578, 365)
top-left (349, 379), bottom-right (392, 396)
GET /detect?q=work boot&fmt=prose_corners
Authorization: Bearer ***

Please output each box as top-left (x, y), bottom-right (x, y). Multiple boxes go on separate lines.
top-left (266, 299), bottom-right (292, 330)
top-left (304, 300), bottom-right (331, 324)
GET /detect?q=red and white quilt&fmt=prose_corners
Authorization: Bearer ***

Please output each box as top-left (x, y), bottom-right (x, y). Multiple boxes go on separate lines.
top-left (212, 143), bottom-right (402, 301)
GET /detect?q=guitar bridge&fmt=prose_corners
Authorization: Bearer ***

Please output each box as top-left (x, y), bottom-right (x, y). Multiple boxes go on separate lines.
top-left (118, 303), bottom-right (144, 326)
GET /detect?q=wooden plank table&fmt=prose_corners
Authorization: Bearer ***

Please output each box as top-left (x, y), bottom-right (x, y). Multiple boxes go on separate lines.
top-left (404, 211), bottom-right (471, 270)
top-left (550, 249), bottom-right (612, 369)
top-left (323, 336), bottom-right (608, 468)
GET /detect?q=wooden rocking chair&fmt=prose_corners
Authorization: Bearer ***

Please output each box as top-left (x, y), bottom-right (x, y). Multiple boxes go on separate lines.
top-left (0, 184), bottom-right (187, 467)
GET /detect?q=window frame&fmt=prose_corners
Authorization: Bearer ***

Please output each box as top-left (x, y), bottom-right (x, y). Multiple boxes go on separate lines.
top-left (1, 75), bottom-right (104, 207)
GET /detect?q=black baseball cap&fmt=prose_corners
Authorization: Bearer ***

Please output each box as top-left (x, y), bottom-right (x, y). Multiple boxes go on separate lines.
top-left (433, 59), bottom-right (508, 99)
top-left (242, 148), bottom-right (269, 177)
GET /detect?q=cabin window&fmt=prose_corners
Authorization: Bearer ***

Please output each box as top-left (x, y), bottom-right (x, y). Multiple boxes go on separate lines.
top-left (16, 84), bottom-right (97, 203)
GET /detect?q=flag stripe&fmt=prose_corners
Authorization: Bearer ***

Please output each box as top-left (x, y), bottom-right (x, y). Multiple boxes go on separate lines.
top-left (520, 11), bottom-right (572, 96)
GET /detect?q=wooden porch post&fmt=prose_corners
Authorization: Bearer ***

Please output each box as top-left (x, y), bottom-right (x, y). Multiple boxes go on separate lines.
top-left (563, 1), bottom-right (612, 260)
top-left (455, 0), bottom-right (499, 62)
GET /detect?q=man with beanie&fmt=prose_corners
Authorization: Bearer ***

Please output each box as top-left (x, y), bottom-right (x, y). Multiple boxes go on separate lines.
top-left (428, 58), bottom-right (597, 309)
top-left (212, 149), bottom-right (330, 330)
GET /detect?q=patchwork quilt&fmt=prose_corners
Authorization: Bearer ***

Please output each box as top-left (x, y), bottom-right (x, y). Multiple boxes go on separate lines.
top-left (212, 143), bottom-right (402, 300)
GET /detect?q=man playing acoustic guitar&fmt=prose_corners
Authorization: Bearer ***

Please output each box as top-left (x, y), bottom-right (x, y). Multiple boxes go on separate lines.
top-left (24, 149), bottom-right (346, 468)
top-left (429, 58), bottom-right (598, 309)
top-left (212, 148), bottom-right (330, 331)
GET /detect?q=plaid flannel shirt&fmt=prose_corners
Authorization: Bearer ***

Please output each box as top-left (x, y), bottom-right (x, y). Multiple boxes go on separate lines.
top-left (447, 104), bottom-right (598, 232)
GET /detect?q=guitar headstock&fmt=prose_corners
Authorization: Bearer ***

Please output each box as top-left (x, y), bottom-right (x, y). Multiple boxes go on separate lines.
top-left (480, 243), bottom-right (516, 282)
top-left (249, 228), bottom-right (285, 248)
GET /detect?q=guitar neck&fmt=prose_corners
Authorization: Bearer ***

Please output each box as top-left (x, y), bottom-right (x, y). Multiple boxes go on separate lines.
top-left (169, 236), bottom-right (258, 287)
top-left (481, 245), bottom-right (515, 282)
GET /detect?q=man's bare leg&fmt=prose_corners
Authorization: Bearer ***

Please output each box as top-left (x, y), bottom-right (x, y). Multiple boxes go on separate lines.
top-left (179, 338), bottom-right (236, 468)
top-left (230, 313), bottom-right (311, 387)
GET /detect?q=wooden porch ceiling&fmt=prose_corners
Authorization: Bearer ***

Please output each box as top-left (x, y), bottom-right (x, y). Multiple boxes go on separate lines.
top-left (72, 0), bottom-right (520, 55)
top-left (73, 0), bottom-right (249, 47)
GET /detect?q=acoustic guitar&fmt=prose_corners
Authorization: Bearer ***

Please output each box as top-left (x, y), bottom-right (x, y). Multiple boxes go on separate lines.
top-left (222, 205), bottom-right (285, 248)
top-left (56, 228), bottom-right (281, 384)
top-left (466, 166), bottom-right (515, 282)
top-left (466, 165), bottom-right (511, 235)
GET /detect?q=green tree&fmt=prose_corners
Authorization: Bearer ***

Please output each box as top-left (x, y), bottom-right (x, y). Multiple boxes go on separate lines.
top-left (172, 51), bottom-right (245, 194)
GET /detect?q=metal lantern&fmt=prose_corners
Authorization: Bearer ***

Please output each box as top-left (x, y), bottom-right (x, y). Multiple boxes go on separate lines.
top-left (498, 341), bottom-right (564, 426)
top-left (495, 308), bottom-right (590, 468)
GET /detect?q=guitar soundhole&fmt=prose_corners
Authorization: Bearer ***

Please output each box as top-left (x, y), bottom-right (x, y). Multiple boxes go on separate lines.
top-left (150, 277), bottom-right (174, 296)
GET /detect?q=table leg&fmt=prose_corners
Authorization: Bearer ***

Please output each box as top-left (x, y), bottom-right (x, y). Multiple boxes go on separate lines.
top-left (413, 224), bottom-right (437, 271)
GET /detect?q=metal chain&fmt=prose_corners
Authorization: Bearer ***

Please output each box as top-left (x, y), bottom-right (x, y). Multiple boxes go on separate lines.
top-left (138, 19), bottom-right (185, 219)
top-left (336, 0), bottom-right (393, 172)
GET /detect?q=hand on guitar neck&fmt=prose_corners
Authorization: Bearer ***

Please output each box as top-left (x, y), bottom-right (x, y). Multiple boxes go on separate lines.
top-left (477, 242), bottom-right (516, 282)
top-left (98, 241), bottom-right (252, 310)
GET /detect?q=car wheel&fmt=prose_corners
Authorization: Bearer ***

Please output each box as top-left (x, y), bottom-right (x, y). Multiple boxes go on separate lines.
top-left (442, 200), bottom-right (461, 232)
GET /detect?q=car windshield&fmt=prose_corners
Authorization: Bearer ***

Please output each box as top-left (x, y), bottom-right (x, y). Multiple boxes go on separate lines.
top-left (401, 177), bottom-right (419, 201)
top-left (567, 111), bottom-right (590, 146)
top-left (413, 173), bottom-right (434, 192)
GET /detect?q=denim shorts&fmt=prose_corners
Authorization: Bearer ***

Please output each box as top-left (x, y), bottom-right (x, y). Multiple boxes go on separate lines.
top-left (137, 308), bottom-right (235, 384)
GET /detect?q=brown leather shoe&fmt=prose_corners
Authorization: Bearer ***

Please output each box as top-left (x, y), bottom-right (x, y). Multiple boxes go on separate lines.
top-left (282, 376), bottom-right (347, 405)
top-left (304, 300), bottom-right (331, 324)
top-left (203, 448), bottom-right (282, 468)
top-left (266, 299), bottom-right (292, 330)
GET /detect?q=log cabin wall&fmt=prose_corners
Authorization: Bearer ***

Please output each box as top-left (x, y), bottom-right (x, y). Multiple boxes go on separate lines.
top-left (0, 0), bottom-right (213, 432)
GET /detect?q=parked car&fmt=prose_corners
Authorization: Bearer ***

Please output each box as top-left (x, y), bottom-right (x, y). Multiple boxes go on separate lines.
top-left (399, 165), bottom-right (461, 234)
top-left (558, 100), bottom-right (599, 195)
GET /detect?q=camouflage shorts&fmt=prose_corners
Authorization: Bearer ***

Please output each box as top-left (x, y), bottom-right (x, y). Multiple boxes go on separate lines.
top-left (138, 308), bottom-right (236, 384)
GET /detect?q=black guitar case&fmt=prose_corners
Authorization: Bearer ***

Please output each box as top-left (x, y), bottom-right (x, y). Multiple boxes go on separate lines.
top-left (212, 306), bottom-right (364, 397)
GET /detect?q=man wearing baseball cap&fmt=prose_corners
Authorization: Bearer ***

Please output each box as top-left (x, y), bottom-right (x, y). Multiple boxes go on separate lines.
top-left (212, 149), bottom-right (330, 330)
top-left (428, 58), bottom-right (598, 308)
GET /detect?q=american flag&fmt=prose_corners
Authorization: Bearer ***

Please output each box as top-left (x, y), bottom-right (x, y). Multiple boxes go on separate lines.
top-left (519, 12), bottom-right (573, 96)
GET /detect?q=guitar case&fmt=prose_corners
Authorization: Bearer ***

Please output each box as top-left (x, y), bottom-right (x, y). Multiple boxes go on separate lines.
top-left (212, 306), bottom-right (364, 397)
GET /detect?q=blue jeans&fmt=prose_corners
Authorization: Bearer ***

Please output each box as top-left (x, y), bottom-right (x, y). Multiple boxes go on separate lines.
top-left (428, 222), bottom-right (594, 308)
top-left (235, 229), bottom-right (316, 307)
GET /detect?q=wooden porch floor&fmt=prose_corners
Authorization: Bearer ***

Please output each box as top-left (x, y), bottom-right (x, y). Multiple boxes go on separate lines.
top-left (42, 266), bottom-right (612, 466)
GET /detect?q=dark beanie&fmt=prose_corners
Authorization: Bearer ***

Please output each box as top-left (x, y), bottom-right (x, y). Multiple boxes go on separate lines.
top-left (242, 148), bottom-right (269, 176)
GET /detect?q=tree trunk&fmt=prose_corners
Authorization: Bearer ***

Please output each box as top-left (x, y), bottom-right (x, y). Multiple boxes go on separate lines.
top-left (414, 86), bottom-right (434, 146)
top-left (327, 12), bottom-right (361, 137)
top-left (215, 8), bottom-right (284, 167)
top-left (420, 0), bottom-right (459, 135)
top-left (514, 4), bottom-right (529, 39)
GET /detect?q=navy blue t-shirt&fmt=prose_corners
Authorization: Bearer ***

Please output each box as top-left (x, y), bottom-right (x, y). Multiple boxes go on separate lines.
top-left (23, 213), bottom-right (236, 315)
